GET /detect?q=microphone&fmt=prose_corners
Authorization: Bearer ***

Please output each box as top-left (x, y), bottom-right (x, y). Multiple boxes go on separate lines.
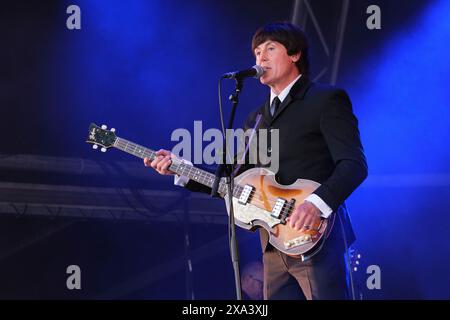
top-left (222, 65), bottom-right (264, 79)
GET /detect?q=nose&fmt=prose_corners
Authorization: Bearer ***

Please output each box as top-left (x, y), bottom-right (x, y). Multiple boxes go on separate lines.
top-left (256, 49), bottom-right (268, 65)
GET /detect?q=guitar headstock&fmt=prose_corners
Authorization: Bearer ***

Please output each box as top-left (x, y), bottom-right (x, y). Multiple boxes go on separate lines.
top-left (86, 123), bottom-right (117, 152)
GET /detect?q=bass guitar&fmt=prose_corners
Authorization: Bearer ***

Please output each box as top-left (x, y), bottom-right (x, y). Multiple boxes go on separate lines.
top-left (86, 123), bottom-right (331, 257)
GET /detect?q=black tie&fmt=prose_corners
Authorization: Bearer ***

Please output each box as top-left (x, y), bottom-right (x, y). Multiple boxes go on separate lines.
top-left (271, 96), bottom-right (281, 116)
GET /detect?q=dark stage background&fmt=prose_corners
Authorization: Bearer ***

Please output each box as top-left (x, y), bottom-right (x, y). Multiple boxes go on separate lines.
top-left (1, 0), bottom-right (449, 299)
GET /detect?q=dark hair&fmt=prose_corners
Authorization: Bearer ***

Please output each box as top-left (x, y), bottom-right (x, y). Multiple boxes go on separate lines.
top-left (251, 22), bottom-right (310, 77)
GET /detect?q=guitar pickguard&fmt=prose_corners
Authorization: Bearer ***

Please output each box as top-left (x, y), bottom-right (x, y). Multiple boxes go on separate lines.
top-left (228, 197), bottom-right (282, 229)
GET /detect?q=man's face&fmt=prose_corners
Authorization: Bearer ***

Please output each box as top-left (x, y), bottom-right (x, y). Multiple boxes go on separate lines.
top-left (254, 40), bottom-right (300, 88)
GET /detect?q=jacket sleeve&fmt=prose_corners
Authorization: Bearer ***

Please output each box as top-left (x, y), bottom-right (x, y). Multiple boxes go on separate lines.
top-left (312, 89), bottom-right (368, 212)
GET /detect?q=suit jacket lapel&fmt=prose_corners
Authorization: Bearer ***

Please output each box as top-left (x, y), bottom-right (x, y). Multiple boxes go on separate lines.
top-left (271, 76), bottom-right (312, 123)
top-left (261, 96), bottom-right (272, 126)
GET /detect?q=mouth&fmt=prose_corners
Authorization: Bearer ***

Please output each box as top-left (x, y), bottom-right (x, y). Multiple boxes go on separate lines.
top-left (261, 67), bottom-right (271, 76)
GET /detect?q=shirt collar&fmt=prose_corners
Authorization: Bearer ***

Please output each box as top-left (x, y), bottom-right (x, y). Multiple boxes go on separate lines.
top-left (270, 74), bottom-right (302, 105)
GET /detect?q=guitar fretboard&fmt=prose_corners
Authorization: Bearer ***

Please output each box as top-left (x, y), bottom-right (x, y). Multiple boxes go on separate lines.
top-left (114, 137), bottom-right (243, 197)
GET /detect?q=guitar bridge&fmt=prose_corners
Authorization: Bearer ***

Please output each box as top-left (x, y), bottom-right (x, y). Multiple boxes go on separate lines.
top-left (284, 234), bottom-right (313, 249)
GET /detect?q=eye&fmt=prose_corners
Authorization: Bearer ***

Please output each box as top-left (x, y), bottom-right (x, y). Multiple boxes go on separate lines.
top-left (255, 51), bottom-right (261, 56)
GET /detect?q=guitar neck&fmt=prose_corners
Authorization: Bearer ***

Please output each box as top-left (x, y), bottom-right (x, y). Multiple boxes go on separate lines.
top-left (114, 137), bottom-right (238, 196)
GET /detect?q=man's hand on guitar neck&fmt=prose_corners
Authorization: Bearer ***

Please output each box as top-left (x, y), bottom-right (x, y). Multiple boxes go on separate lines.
top-left (144, 149), bottom-right (175, 175)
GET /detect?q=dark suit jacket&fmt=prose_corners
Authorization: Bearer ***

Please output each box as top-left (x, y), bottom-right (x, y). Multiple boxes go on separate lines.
top-left (186, 76), bottom-right (368, 252)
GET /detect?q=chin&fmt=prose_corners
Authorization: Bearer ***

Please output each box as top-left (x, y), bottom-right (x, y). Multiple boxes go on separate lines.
top-left (259, 77), bottom-right (271, 86)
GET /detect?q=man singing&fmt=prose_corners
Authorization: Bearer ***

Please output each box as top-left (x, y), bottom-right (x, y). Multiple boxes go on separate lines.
top-left (145, 22), bottom-right (367, 300)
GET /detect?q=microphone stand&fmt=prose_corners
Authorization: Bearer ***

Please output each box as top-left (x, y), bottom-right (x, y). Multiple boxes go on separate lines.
top-left (211, 77), bottom-right (243, 300)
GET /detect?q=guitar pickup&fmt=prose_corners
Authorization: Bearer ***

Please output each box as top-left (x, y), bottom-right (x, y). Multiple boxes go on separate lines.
top-left (238, 184), bottom-right (254, 205)
top-left (271, 198), bottom-right (287, 219)
top-left (280, 198), bottom-right (295, 224)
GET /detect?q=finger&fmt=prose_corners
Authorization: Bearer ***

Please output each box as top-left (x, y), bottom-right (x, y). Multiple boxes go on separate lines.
top-left (290, 211), bottom-right (302, 229)
top-left (289, 205), bottom-right (304, 228)
top-left (294, 211), bottom-right (307, 231)
top-left (294, 219), bottom-right (304, 231)
top-left (151, 155), bottom-right (164, 168)
top-left (160, 164), bottom-right (171, 174)
top-left (289, 211), bottom-right (299, 228)
top-left (300, 216), bottom-right (313, 232)
top-left (161, 161), bottom-right (171, 174)
top-left (143, 158), bottom-right (151, 166)
top-left (158, 156), bottom-right (172, 170)
top-left (158, 157), bottom-right (172, 173)
top-left (156, 149), bottom-right (170, 157)
top-left (156, 157), bottom-right (170, 172)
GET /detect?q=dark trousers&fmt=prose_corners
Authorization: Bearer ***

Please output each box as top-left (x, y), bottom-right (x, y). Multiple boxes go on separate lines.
top-left (263, 213), bottom-right (351, 300)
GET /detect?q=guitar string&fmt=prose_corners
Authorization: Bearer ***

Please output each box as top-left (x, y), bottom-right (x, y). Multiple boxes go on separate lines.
top-left (114, 139), bottom-right (300, 216)
top-left (113, 145), bottom-right (316, 231)
top-left (109, 136), bottom-right (322, 244)
top-left (114, 138), bottom-right (301, 215)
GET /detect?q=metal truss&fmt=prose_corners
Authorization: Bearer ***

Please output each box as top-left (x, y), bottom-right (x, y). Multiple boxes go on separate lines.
top-left (0, 154), bottom-right (227, 224)
top-left (291, 0), bottom-right (350, 85)
top-left (0, 154), bottom-right (231, 299)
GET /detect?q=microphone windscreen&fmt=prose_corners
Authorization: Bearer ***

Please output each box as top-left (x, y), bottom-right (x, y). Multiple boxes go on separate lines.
top-left (253, 65), bottom-right (265, 78)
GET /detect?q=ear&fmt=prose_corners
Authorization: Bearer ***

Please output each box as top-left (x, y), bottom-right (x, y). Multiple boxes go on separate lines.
top-left (291, 52), bottom-right (301, 63)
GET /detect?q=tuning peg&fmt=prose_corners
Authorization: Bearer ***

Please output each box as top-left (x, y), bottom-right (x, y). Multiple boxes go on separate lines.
top-left (353, 267), bottom-right (358, 272)
top-left (101, 147), bottom-right (107, 152)
top-left (101, 125), bottom-right (107, 130)
top-left (92, 144), bottom-right (98, 150)
top-left (110, 128), bottom-right (116, 132)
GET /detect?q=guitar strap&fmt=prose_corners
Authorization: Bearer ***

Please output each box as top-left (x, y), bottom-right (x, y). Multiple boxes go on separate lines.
top-left (232, 113), bottom-right (263, 177)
